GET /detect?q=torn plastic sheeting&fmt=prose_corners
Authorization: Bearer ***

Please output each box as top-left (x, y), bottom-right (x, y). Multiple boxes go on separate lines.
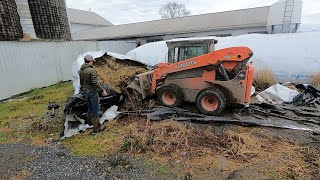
top-left (293, 84), bottom-right (320, 108)
top-left (62, 106), bottom-right (120, 139)
top-left (107, 52), bottom-right (135, 61)
top-left (61, 114), bottom-right (92, 139)
top-left (146, 106), bottom-right (320, 134)
top-left (256, 84), bottom-right (300, 104)
top-left (100, 105), bottom-right (120, 124)
top-left (251, 86), bottom-right (256, 96)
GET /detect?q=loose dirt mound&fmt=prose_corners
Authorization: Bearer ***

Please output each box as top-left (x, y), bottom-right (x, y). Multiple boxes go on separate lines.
top-left (95, 55), bottom-right (148, 93)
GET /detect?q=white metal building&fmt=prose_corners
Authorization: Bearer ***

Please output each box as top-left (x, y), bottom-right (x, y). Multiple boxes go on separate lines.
top-left (72, 0), bottom-right (303, 45)
top-left (67, 8), bottom-right (113, 33)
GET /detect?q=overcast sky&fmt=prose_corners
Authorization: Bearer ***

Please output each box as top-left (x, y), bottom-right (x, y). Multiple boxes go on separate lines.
top-left (66, 0), bottom-right (320, 25)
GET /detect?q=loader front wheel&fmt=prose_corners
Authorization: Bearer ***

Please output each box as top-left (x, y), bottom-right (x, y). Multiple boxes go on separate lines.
top-left (158, 85), bottom-right (184, 107)
top-left (196, 89), bottom-right (227, 116)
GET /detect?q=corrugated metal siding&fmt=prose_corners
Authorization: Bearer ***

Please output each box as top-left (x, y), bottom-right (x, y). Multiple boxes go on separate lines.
top-left (99, 41), bottom-right (137, 55)
top-left (73, 6), bottom-right (270, 40)
top-left (0, 41), bottom-right (100, 100)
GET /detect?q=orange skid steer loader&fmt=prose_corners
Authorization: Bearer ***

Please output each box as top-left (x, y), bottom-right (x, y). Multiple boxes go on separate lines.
top-left (126, 39), bottom-right (254, 115)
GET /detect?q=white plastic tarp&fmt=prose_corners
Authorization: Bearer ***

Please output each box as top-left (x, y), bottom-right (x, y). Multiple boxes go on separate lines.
top-left (125, 41), bottom-right (168, 67)
top-left (100, 105), bottom-right (119, 124)
top-left (124, 32), bottom-right (320, 83)
top-left (62, 106), bottom-right (120, 139)
top-left (61, 114), bottom-right (93, 139)
top-left (256, 84), bottom-right (300, 104)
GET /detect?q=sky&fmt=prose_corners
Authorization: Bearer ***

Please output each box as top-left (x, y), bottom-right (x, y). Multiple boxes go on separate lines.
top-left (66, 0), bottom-right (320, 25)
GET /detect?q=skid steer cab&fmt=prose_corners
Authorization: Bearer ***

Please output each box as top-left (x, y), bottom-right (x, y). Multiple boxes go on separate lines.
top-left (126, 39), bottom-right (254, 115)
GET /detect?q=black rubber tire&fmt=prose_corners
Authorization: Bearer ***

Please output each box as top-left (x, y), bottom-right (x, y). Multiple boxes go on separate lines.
top-left (158, 84), bottom-right (184, 108)
top-left (196, 88), bottom-right (227, 116)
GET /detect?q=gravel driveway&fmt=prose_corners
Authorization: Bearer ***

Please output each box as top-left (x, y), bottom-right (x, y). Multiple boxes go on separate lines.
top-left (0, 142), bottom-right (148, 180)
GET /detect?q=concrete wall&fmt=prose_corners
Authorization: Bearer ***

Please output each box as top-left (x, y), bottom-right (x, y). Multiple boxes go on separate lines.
top-left (0, 41), bottom-right (101, 100)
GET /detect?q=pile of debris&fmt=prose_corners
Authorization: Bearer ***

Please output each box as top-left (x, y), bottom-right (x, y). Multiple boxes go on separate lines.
top-left (94, 55), bottom-right (147, 93)
top-left (256, 83), bottom-right (320, 108)
top-left (247, 83), bottom-right (320, 132)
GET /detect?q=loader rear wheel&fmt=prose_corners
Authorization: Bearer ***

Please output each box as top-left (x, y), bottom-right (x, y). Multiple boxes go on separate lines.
top-left (158, 85), bottom-right (184, 107)
top-left (196, 88), bottom-right (227, 116)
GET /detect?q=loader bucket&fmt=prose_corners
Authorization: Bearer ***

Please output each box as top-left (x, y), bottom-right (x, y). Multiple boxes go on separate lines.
top-left (126, 71), bottom-right (154, 99)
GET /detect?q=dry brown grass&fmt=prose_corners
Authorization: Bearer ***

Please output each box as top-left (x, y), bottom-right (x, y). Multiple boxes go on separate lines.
top-left (118, 120), bottom-right (244, 158)
top-left (311, 72), bottom-right (320, 87)
top-left (117, 120), bottom-right (316, 179)
top-left (254, 68), bottom-right (278, 91)
top-left (225, 128), bottom-right (315, 179)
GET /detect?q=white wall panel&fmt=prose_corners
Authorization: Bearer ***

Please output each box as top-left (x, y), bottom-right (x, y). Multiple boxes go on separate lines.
top-left (0, 41), bottom-right (100, 100)
top-left (98, 41), bottom-right (137, 55)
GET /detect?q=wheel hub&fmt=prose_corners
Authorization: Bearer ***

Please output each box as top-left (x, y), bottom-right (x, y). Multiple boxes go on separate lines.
top-left (162, 91), bottom-right (177, 106)
top-left (201, 95), bottom-right (218, 111)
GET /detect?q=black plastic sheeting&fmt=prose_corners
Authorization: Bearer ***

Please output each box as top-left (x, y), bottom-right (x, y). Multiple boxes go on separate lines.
top-left (293, 84), bottom-right (320, 108)
top-left (137, 106), bottom-right (320, 134)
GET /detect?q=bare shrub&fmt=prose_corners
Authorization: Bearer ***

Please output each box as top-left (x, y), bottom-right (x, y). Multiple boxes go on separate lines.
top-left (311, 73), bottom-right (320, 87)
top-left (254, 68), bottom-right (278, 91)
top-left (119, 120), bottom-right (241, 158)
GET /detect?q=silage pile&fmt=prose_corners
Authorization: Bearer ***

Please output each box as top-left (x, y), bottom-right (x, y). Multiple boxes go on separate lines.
top-left (95, 55), bottom-right (148, 92)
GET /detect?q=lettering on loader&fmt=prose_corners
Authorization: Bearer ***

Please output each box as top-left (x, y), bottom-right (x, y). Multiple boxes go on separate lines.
top-left (175, 60), bottom-right (198, 69)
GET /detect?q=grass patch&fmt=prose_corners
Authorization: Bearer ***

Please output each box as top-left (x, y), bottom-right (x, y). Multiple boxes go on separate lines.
top-left (63, 121), bottom-right (125, 156)
top-left (0, 131), bottom-right (7, 143)
top-left (254, 68), bottom-right (278, 91)
top-left (144, 159), bottom-right (173, 177)
top-left (0, 82), bottom-right (73, 145)
top-left (265, 170), bottom-right (279, 180)
top-left (0, 82), bottom-right (73, 127)
top-left (311, 73), bottom-right (320, 87)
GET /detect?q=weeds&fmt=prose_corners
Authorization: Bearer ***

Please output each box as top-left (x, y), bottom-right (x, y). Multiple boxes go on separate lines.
top-left (0, 82), bottom-right (73, 144)
top-left (0, 82), bottom-right (73, 121)
top-left (119, 120), bottom-right (237, 158)
top-left (254, 68), bottom-right (278, 91)
top-left (63, 121), bottom-right (124, 156)
top-left (311, 73), bottom-right (320, 87)
top-left (0, 131), bottom-right (7, 143)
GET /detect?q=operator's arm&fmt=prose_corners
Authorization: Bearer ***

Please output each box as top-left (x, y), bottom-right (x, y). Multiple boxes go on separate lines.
top-left (90, 70), bottom-right (105, 93)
